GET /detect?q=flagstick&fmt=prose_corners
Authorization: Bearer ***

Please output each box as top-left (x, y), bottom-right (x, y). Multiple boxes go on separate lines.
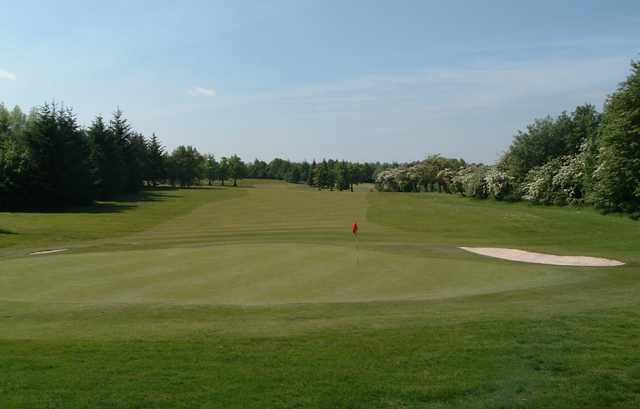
top-left (355, 233), bottom-right (359, 265)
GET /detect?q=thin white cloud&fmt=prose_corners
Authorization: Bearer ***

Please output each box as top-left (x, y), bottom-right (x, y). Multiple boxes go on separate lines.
top-left (188, 86), bottom-right (217, 97)
top-left (0, 69), bottom-right (16, 81)
top-left (220, 54), bottom-right (629, 115)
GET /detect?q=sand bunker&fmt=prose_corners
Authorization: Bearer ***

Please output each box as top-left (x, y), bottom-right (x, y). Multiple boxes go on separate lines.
top-left (460, 247), bottom-right (624, 267)
top-left (30, 249), bottom-right (68, 256)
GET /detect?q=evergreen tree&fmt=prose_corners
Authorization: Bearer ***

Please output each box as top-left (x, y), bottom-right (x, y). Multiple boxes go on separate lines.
top-left (25, 103), bottom-right (94, 207)
top-left (335, 161), bottom-right (351, 191)
top-left (87, 116), bottom-right (114, 198)
top-left (307, 160), bottom-right (316, 186)
top-left (314, 160), bottom-right (334, 190)
top-left (124, 132), bottom-right (148, 192)
top-left (105, 109), bottom-right (130, 194)
top-left (146, 133), bottom-right (166, 186)
top-left (300, 161), bottom-right (310, 184)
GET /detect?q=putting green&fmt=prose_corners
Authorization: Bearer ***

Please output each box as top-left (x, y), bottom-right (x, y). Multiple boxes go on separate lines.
top-left (0, 242), bottom-right (583, 305)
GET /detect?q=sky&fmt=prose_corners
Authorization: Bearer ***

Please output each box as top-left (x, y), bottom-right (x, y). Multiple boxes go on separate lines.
top-left (1, 1), bottom-right (639, 164)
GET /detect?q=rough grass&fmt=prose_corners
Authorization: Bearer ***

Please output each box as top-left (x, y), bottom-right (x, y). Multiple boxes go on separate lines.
top-left (1, 180), bottom-right (639, 408)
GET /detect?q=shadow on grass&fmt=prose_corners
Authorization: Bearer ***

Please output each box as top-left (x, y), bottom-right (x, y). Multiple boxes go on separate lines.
top-left (0, 228), bottom-right (16, 235)
top-left (3, 188), bottom-right (183, 215)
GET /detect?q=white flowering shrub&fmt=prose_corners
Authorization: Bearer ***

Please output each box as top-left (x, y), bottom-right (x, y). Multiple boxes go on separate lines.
top-left (451, 166), bottom-right (489, 198)
top-left (375, 169), bottom-right (401, 192)
top-left (374, 155), bottom-right (466, 193)
top-left (484, 168), bottom-right (514, 201)
top-left (552, 154), bottom-right (585, 205)
top-left (436, 169), bottom-right (456, 193)
top-left (521, 154), bottom-right (585, 205)
top-left (521, 159), bottom-right (560, 204)
top-left (375, 167), bottom-right (419, 192)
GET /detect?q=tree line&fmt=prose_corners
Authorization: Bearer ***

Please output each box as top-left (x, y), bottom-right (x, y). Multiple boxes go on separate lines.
top-left (0, 103), bottom-right (385, 210)
top-left (376, 59), bottom-right (640, 217)
top-left (244, 158), bottom-right (382, 190)
top-left (0, 104), bottom-right (169, 209)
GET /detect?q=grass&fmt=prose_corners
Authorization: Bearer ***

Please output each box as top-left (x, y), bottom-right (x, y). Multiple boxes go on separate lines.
top-left (1, 179), bottom-right (639, 408)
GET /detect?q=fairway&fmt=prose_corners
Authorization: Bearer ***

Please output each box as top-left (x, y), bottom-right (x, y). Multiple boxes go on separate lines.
top-left (2, 181), bottom-right (640, 408)
top-left (0, 181), bottom-right (616, 305)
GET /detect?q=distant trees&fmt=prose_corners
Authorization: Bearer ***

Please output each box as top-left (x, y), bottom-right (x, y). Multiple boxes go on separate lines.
top-left (241, 157), bottom-right (380, 191)
top-left (204, 155), bottom-right (219, 186)
top-left (227, 154), bottom-right (247, 187)
top-left (167, 146), bottom-right (202, 188)
top-left (247, 159), bottom-right (268, 179)
top-left (1, 99), bottom-right (388, 211)
top-left (218, 157), bottom-right (229, 185)
top-left (335, 161), bottom-right (351, 191)
top-left (5, 58), bottom-right (637, 216)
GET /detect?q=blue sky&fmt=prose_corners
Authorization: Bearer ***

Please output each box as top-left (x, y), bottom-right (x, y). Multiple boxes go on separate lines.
top-left (1, 1), bottom-right (639, 163)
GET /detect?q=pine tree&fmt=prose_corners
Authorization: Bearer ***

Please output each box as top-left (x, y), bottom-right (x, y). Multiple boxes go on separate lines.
top-left (335, 161), bottom-right (351, 191)
top-left (125, 132), bottom-right (148, 192)
top-left (104, 109), bottom-right (129, 195)
top-left (88, 116), bottom-right (111, 198)
top-left (26, 103), bottom-right (94, 207)
top-left (146, 133), bottom-right (166, 186)
top-left (286, 165), bottom-right (301, 183)
top-left (307, 160), bottom-right (316, 186)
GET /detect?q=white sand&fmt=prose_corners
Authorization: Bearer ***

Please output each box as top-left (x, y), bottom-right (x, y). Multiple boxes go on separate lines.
top-left (460, 247), bottom-right (624, 267)
top-left (30, 249), bottom-right (68, 256)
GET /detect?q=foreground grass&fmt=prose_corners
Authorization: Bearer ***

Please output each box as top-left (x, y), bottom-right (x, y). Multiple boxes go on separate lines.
top-left (3, 310), bottom-right (639, 409)
top-left (1, 180), bottom-right (639, 408)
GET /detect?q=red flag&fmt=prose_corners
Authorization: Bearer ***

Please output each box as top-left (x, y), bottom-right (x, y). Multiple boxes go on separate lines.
top-left (352, 222), bottom-right (358, 235)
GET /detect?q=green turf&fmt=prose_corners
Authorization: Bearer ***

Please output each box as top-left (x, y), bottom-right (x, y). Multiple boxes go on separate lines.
top-left (1, 180), bottom-right (639, 408)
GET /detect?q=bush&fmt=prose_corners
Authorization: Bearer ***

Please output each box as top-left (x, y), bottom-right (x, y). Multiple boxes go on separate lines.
top-left (521, 153), bottom-right (585, 206)
top-left (452, 166), bottom-right (489, 199)
top-left (374, 167), bottom-right (418, 192)
top-left (484, 168), bottom-right (515, 201)
top-left (521, 159), bottom-right (562, 205)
